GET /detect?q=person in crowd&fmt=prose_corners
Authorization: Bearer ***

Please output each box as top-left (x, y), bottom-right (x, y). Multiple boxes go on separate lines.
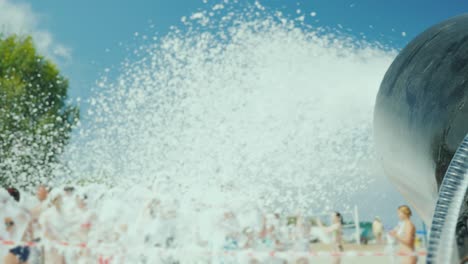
top-left (258, 212), bottom-right (289, 263)
top-left (317, 212), bottom-right (344, 264)
top-left (36, 186), bottom-right (49, 203)
top-left (3, 216), bottom-right (31, 264)
top-left (62, 187), bottom-right (77, 216)
top-left (0, 189), bottom-right (14, 260)
top-left (3, 188), bottom-right (32, 264)
top-left (0, 189), bottom-right (14, 206)
top-left (6, 189), bottom-right (19, 203)
top-left (39, 190), bottom-right (67, 264)
top-left (29, 185), bottom-right (50, 237)
top-left (259, 212), bottom-right (282, 250)
top-left (373, 216), bottom-right (384, 244)
top-left (291, 213), bottom-right (310, 251)
top-left (65, 191), bottom-right (96, 264)
top-left (63, 187), bottom-right (75, 197)
top-left (89, 194), bottom-right (130, 264)
top-left (220, 211), bottom-right (241, 250)
top-left (159, 200), bottom-right (178, 249)
top-left (210, 210), bottom-right (241, 263)
top-left (292, 213), bottom-right (311, 264)
top-left (25, 184), bottom-right (51, 264)
top-left (240, 227), bottom-right (256, 249)
top-left (389, 205), bottom-right (417, 264)
top-left (133, 197), bottom-right (162, 247)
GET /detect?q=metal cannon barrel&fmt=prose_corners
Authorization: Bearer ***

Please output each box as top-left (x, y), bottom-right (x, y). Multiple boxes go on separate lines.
top-left (374, 14), bottom-right (468, 262)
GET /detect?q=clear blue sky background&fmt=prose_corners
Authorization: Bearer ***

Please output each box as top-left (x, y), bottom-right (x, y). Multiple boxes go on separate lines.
top-left (21, 0), bottom-right (468, 102)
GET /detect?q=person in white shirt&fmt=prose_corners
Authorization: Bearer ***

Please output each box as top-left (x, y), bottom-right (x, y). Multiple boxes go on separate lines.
top-left (28, 185), bottom-right (49, 241)
top-left (65, 191), bottom-right (96, 264)
top-left (372, 216), bottom-right (384, 244)
top-left (39, 190), bottom-right (67, 264)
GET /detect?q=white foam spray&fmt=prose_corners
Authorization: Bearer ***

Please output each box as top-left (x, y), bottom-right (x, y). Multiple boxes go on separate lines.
top-left (61, 2), bottom-right (396, 215)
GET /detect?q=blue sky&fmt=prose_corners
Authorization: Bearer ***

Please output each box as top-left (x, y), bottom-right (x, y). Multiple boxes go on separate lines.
top-left (9, 0), bottom-right (468, 102)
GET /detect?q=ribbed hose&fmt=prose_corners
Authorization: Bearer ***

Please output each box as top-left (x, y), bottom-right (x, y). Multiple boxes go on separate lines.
top-left (427, 133), bottom-right (468, 263)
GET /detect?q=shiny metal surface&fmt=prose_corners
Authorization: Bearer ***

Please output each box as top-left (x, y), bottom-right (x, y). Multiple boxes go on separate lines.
top-left (374, 14), bottom-right (468, 263)
top-left (427, 134), bottom-right (468, 263)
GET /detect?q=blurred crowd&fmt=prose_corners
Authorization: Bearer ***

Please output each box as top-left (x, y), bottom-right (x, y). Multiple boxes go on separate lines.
top-left (0, 185), bottom-right (417, 264)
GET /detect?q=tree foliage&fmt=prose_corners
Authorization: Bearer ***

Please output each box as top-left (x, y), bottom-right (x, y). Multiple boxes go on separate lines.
top-left (0, 35), bottom-right (79, 188)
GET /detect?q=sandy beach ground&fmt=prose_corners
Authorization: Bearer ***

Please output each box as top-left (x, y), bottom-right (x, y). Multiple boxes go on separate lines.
top-left (309, 243), bottom-right (425, 264)
top-left (256, 243), bottom-right (427, 264)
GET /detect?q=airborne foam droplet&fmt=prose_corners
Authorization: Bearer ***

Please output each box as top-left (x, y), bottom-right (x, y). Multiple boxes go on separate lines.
top-left (213, 4), bottom-right (224, 10)
top-left (62, 2), bottom-right (396, 214)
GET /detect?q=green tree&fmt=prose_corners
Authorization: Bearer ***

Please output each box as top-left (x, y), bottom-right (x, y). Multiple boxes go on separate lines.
top-left (0, 35), bottom-right (79, 188)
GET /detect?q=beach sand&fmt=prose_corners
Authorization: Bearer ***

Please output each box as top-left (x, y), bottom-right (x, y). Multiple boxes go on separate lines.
top-left (304, 243), bottom-right (427, 264)
top-left (243, 244), bottom-right (426, 264)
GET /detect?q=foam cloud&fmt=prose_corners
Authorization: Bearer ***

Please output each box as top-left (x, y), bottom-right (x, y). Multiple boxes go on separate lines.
top-left (0, 0), bottom-right (71, 62)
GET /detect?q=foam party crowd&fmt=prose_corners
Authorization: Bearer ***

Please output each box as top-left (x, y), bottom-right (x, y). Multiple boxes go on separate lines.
top-left (0, 183), bottom-right (419, 264)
